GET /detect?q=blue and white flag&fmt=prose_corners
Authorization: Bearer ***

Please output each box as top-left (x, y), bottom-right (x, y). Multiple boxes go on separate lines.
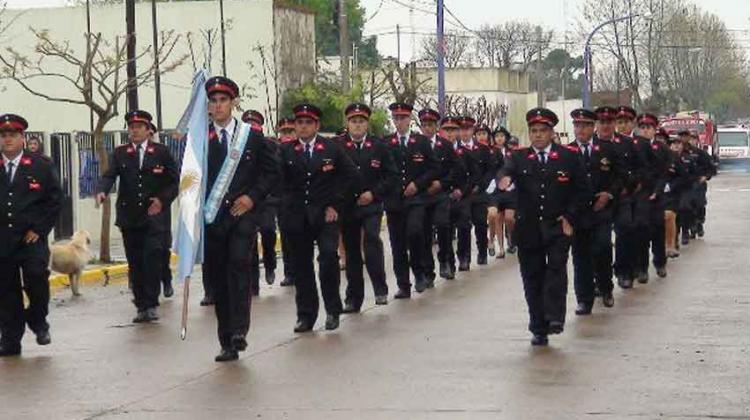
top-left (173, 69), bottom-right (209, 282)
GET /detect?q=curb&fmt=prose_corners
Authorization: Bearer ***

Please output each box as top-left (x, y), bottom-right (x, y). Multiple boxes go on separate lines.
top-left (49, 253), bottom-right (180, 292)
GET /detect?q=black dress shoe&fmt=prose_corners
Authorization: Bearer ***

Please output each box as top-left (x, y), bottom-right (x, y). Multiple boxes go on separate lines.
top-left (548, 321), bottom-right (564, 335)
top-left (458, 260), bottom-right (470, 271)
top-left (215, 347), bottom-right (239, 362)
top-left (602, 293), bottom-right (615, 308)
top-left (394, 288), bottom-right (411, 299)
top-left (265, 268), bottom-right (276, 285)
top-left (163, 282), bottom-right (174, 298)
top-left (325, 314), bottom-right (340, 331)
top-left (280, 277), bottom-right (294, 287)
top-left (575, 302), bottom-right (593, 316)
top-left (294, 319), bottom-right (314, 333)
top-left (341, 303), bottom-right (360, 314)
top-left (656, 267), bottom-right (667, 278)
top-left (507, 245), bottom-right (517, 254)
top-left (35, 330), bottom-right (51, 346)
top-left (530, 334), bottom-right (548, 346)
top-left (132, 311), bottom-right (148, 323)
top-left (637, 272), bottom-right (649, 284)
top-left (477, 254), bottom-right (488, 265)
top-left (425, 272), bottom-right (436, 288)
top-left (618, 277), bottom-right (633, 290)
top-left (200, 296), bottom-right (216, 306)
top-left (439, 262), bottom-right (451, 279)
top-left (0, 343), bottom-right (21, 357)
top-left (681, 234), bottom-right (690, 245)
top-left (375, 295), bottom-right (388, 305)
top-left (414, 276), bottom-right (427, 293)
top-left (446, 264), bottom-right (456, 280)
top-left (146, 308), bottom-right (159, 322)
top-left (231, 335), bottom-right (248, 352)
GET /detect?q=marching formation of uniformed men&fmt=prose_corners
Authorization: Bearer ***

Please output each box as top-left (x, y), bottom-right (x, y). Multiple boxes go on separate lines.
top-left (0, 71), bottom-right (716, 359)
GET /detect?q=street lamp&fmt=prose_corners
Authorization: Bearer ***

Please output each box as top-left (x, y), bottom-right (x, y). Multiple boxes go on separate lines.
top-left (582, 13), bottom-right (645, 108)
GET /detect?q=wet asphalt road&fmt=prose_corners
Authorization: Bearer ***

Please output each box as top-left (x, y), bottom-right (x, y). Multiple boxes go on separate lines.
top-left (1, 163), bottom-right (750, 419)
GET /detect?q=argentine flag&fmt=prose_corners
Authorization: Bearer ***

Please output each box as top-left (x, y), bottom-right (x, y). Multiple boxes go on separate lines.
top-left (173, 70), bottom-right (209, 282)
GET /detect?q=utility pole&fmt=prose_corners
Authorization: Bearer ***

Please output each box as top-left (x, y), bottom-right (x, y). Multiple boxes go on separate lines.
top-left (536, 25), bottom-right (544, 107)
top-left (219, 0), bottom-right (227, 76)
top-left (396, 24), bottom-right (401, 65)
top-left (437, 0), bottom-right (445, 115)
top-left (339, 0), bottom-right (350, 92)
top-left (151, 0), bottom-right (163, 131)
top-left (126, 0), bottom-right (138, 111)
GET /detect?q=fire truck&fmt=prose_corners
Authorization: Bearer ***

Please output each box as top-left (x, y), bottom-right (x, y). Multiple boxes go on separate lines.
top-left (659, 111), bottom-right (718, 161)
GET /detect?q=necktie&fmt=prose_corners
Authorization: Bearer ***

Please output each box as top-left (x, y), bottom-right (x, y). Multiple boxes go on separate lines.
top-left (6, 161), bottom-right (14, 182)
top-left (538, 151), bottom-right (546, 164)
top-left (400, 136), bottom-right (407, 148)
top-left (220, 129), bottom-right (228, 151)
top-left (582, 144), bottom-right (590, 160)
top-left (305, 143), bottom-right (312, 162)
top-left (136, 144), bottom-right (143, 169)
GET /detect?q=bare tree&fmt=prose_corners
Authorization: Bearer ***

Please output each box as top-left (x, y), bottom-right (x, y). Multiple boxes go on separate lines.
top-left (474, 22), bottom-right (552, 70)
top-left (0, 29), bottom-right (186, 261)
top-left (382, 61), bottom-right (431, 106)
top-left (419, 30), bottom-right (471, 68)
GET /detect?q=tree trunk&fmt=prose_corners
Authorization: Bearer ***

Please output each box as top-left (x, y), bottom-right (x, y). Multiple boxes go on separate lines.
top-left (94, 119), bottom-right (112, 263)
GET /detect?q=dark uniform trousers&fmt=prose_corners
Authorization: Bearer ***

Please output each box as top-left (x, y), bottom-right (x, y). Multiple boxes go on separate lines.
top-left (387, 204), bottom-right (427, 289)
top-left (250, 202), bottom-right (278, 293)
top-left (423, 192), bottom-right (450, 276)
top-left (288, 220), bottom-right (342, 323)
top-left (572, 221), bottom-right (614, 304)
top-left (614, 192), bottom-right (651, 279)
top-left (458, 193), bottom-right (489, 262)
top-left (342, 208), bottom-right (388, 307)
top-left (205, 215), bottom-right (256, 348)
top-left (0, 241), bottom-right (51, 344)
top-left (447, 198), bottom-right (471, 266)
top-left (1, 153), bottom-right (62, 347)
top-left (122, 227), bottom-right (165, 310)
top-left (517, 221), bottom-right (572, 335)
top-left (634, 197), bottom-right (667, 273)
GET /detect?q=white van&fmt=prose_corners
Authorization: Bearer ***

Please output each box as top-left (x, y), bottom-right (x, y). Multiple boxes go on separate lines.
top-left (717, 125), bottom-right (750, 159)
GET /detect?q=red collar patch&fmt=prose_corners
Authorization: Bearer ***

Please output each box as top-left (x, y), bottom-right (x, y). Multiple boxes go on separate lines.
top-left (314, 143), bottom-right (325, 151)
top-left (549, 151), bottom-right (559, 160)
top-left (127, 146), bottom-right (135, 154)
top-left (21, 157), bottom-right (32, 166)
top-left (365, 141), bottom-right (372, 148)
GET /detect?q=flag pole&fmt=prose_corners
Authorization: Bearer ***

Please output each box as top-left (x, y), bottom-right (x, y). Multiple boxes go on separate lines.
top-left (180, 275), bottom-right (191, 340)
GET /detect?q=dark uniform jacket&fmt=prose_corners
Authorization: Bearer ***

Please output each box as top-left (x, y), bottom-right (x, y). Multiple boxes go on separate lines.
top-left (665, 151), bottom-right (694, 211)
top-left (279, 135), bottom-right (357, 232)
top-left (595, 133), bottom-right (643, 194)
top-left (99, 141), bottom-right (178, 232)
top-left (336, 134), bottom-right (398, 218)
top-left (383, 132), bottom-right (440, 212)
top-left (500, 144), bottom-right (590, 248)
top-left (640, 138), bottom-right (672, 200)
top-left (566, 139), bottom-right (623, 228)
top-left (204, 121), bottom-right (282, 231)
top-left (429, 135), bottom-right (465, 197)
top-left (462, 141), bottom-right (497, 204)
top-left (0, 153), bottom-right (63, 257)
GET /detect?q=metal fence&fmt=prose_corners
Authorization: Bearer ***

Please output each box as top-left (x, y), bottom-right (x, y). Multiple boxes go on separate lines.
top-left (77, 130), bottom-right (186, 198)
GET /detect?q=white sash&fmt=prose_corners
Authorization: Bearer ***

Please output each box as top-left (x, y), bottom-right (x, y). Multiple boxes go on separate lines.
top-left (204, 121), bottom-right (252, 224)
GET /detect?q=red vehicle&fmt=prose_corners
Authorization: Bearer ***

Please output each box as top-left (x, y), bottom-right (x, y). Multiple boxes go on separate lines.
top-left (659, 111), bottom-right (718, 161)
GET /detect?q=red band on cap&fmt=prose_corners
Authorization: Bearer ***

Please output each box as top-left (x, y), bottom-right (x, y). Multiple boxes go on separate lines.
top-left (0, 121), bottom-right (25, 131)
top-left (296, 111), bottom-right (319, 121)
top-left (347, 110), bottom-right (370, 119)
top-left (208, 84), bottom-right (237, 97)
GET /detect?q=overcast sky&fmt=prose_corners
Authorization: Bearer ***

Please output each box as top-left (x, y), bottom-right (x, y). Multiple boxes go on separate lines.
top-left (6, 0), bottom-right (750, 61)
